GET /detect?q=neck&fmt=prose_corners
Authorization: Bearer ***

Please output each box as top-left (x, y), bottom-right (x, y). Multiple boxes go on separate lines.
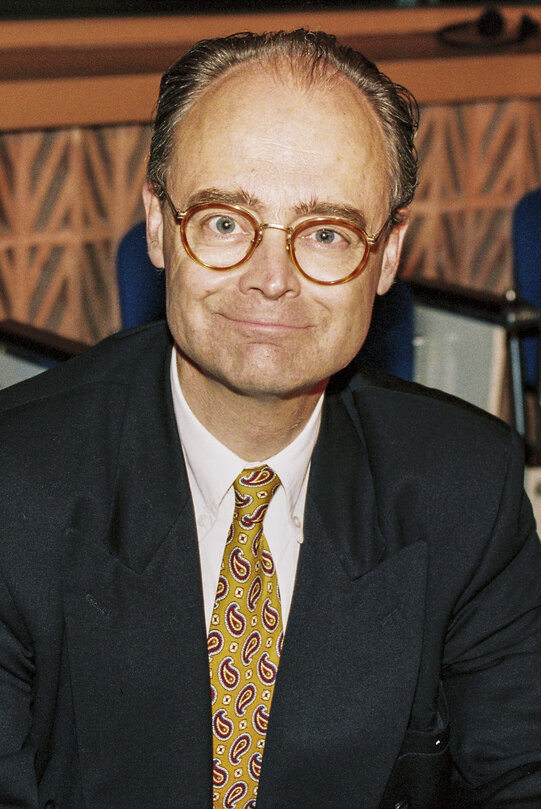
top-left (176, 354), bottom-right (325, 461)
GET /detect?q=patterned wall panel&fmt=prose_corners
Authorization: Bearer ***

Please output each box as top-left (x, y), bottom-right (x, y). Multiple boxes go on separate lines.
top-left (402, 99), bottom-right (541, 293)
top-left (0, 125), bottom-right (150, 342)
top-left (0, 99), bottom-right (539, 343)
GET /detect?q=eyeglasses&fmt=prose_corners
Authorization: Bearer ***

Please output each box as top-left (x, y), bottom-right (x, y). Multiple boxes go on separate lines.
top-left (158, 184), bottom-right (389, 286)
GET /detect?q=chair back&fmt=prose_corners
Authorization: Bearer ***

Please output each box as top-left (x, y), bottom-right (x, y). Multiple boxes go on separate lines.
top-left (356, 279), bottom-right (414, 381)
top-left (116, 222), bottom-right (166, 329)
top-left (512, 188), bottom-right (541, 388)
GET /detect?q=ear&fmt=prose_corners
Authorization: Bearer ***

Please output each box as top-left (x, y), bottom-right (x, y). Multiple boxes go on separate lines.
top-left (142, 182), bottom-right (166, 269)
top-left (376, 211), bottom-right (410, 296)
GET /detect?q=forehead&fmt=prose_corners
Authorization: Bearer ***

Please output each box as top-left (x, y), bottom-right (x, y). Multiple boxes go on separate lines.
top-left (168, 61), bottom-right (390, 220)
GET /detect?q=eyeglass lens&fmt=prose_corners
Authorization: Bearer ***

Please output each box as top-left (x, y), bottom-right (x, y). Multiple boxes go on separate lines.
top-left (183, 206), bottom-right (368, 283)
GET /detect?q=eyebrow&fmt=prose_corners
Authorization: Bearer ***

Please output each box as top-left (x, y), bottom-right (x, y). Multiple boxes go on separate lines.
top-left (185, 187), bottom-right (260, 209)
top-left (295, 198), bottom-right (369, 230)
top-left (183, 188), bottom-right (370, 231)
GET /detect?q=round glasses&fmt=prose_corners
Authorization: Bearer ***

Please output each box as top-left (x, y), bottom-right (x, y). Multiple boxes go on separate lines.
top-left (160, 185), bottom-right (389, 286)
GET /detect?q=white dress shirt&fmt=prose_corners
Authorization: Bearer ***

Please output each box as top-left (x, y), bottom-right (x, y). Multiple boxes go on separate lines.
top-left (170, 349), bottom-right (323, 632)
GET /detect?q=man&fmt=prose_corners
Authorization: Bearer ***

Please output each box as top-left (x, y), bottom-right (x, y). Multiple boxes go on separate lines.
top-left (0, 29), bottom-right (540, 809)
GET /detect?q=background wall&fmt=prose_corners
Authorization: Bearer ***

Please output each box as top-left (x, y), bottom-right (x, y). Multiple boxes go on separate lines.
top-left (1, 98), bottom-right (539, 343)
top-left (0, 126), bottom-right (150, 340)
top-left (0, 7), bottom-right (539, 343)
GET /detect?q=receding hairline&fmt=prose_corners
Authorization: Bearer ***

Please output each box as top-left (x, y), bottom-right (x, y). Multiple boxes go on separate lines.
top-left (163, 53), bottom-right (392, 189)
top-left (147, 30), bottom-right (419, 219)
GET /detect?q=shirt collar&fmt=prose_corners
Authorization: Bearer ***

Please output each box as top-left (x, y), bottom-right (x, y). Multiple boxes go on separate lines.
top-left (170, 348), bottom-right (323, 520)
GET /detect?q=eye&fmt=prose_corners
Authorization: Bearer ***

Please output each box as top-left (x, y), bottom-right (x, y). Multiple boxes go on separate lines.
top-left (313, 228), bottom-right (342, 245)
top-left (212, 215), bottom-right (238, 235)
top-left (196, 209), bottom-right (253, 240)
top-left (299, 222), bottom-right (356, 250)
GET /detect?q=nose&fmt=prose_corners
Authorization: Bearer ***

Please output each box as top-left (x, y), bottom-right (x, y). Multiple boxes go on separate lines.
top-left (238, 225), bottom-right (301, 299)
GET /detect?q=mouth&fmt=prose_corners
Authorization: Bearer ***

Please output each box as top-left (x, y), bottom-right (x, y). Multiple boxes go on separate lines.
top-left (218, 313), bottom-right (310, 333)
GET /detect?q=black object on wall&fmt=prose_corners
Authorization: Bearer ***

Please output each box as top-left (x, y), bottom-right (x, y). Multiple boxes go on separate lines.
top-left (2, 0), bottom-right (540, 21)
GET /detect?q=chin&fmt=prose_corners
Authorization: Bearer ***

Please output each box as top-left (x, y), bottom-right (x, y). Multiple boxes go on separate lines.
top-left (217, 365), bottom-right (330, 401)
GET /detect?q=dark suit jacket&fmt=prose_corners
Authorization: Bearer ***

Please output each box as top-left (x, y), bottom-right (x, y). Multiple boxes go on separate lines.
top-left (0, 322), bottom-right (540, 809)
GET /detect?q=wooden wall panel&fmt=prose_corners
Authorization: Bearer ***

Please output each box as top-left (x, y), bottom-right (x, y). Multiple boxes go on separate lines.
top-left (0, 125), bottom-right (149, 342)
top-left (0, 98), bottom-right (539, 342)
top-left (402, 99), bottom-right (541, 293)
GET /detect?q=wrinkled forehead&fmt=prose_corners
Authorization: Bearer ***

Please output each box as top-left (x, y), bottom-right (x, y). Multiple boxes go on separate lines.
top-left (167, 58), bottom-right (391, 211)
top-left (190, 55), bottom-right (382, 126)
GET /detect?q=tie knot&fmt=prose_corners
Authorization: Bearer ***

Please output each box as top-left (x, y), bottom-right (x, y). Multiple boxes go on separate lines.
top-left (233, 465), bottom-right (280, 515)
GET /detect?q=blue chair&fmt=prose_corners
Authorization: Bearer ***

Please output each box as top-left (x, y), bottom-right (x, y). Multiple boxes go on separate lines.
top-left (116, 222), bottom-right (414, 381)
top-left (512, 188), bottom-right (541, 390)
top-left (356, 279), bottom-right (414, 381)
top-left (116, 222), bottom-right (166, 329)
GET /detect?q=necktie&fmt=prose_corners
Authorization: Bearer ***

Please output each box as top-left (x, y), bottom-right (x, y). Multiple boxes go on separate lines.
top-left (209, 465), bottom-right (283, 809)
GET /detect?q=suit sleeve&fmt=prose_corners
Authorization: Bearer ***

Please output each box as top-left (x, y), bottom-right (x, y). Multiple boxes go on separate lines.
top-left (443, 430), bottom-right (541, 807)
top-left (0, 569), bottom-right (39, 808)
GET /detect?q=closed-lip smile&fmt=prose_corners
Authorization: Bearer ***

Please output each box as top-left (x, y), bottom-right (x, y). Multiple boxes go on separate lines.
top-left (219, 313), bottom-right (310, 331)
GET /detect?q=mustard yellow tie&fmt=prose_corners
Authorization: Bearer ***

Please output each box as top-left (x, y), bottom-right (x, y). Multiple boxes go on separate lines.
top-left (209, 466), bottom-right (283, 809)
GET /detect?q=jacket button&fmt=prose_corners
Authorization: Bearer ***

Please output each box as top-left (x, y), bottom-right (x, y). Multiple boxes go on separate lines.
top-left (394, 801), bottom-right (409, 809)
top-left (44, 801), bottom-right (58, 809)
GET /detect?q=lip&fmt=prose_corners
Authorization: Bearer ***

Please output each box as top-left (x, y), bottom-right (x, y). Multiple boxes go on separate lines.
top-left (218, 313), bottom-right (310, 332)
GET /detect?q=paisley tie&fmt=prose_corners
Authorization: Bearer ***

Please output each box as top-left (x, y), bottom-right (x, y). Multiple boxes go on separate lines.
top-left (209, 465), bottom-right (283, 809)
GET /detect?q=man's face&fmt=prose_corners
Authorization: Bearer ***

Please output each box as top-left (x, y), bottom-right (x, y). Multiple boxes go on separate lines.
top-left (145, 64), bottom-right (407, 403)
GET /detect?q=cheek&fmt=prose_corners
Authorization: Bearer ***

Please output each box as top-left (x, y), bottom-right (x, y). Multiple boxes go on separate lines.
top-left (327, 278), bottom-right (379, 359)
top-left (165, 258), bottom-right (228, 347)
top-left (164, 258), bottom-right (203, 342)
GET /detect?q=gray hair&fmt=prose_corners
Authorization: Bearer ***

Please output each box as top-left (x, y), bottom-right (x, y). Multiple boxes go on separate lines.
top-left (147, 29), bottom-right (419, 222)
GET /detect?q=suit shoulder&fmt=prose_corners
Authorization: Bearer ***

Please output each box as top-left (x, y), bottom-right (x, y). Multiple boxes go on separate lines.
top-left (0, 321), bottom-right (173, 561)
top-left (335, 368), bottom-right (517, 472)
top-left (0, 320), bottom-right (171, 416)
top-left (345, 367), bottom-right (510, 431)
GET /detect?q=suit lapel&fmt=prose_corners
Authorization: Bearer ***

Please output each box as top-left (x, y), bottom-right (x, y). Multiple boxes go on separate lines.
top-left (106, 327), bottom-right (190, 572)
top-left (257, 388), bottom-right (428, 809)
top-left (62, 330), bottom-right (213, 809)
